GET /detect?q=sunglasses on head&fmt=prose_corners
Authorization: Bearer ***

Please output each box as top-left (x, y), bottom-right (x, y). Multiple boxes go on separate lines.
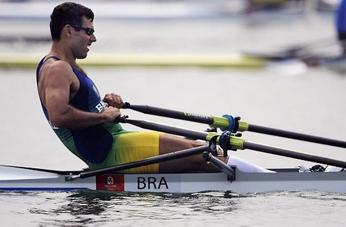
top-left (71, 25), bottom-right (95, 36)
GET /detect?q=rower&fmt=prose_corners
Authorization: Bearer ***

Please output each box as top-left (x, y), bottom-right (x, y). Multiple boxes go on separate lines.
top-left (336, 0), bottom-right (346, 55)
top-left (37, 2), bottom-right (271, 175)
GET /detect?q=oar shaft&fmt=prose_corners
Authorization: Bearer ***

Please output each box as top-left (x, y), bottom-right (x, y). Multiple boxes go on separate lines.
top-left (248, 124), bottom-right (346, 149)
top-left (125, 103), bottom-right (214, 125)
top-left (77, 145), bottom-right (210, 179)
top-left (124, 118), bottom-right (209, 140)
top-left (244, 141), bottom-right (346, 168)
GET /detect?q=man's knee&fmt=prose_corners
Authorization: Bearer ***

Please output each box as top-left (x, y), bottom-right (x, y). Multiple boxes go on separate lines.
top-left (159, 133), bottom-right (204, 153)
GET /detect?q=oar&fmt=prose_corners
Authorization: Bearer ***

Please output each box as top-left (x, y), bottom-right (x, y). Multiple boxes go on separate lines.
top-left (67, 144), bottom-right (235, 180)
top-left (122, 103), bottom-right (346, 148)
top-left (282, 37), bottom-right (336, 57)
top-left (244, 37), bottom-right (336, 61)
top-left (119, 117), bottom-right (346, 169)
top-left (122, 102), bottom-right (244, 132)
top-left (67, 145), bottom-right (207, 180)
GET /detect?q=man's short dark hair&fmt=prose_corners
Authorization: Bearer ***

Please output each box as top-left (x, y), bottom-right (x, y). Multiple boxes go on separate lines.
top-left (50, 2), bottom-right (94, 41)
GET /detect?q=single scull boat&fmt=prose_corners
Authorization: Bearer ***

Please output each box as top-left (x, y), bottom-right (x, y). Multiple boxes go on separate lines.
top-left (1, 165), bottom-right (345, 194)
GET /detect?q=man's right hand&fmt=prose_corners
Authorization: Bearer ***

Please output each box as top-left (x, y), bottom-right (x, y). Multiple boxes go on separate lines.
top-left (102, 106), bottom-right (121, 122)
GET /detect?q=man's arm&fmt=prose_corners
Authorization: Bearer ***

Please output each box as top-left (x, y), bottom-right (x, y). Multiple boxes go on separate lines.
top-left (41, 61), bottom-right (120, 130)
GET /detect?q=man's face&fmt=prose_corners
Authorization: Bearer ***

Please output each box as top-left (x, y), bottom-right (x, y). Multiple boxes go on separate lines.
top-left (71, 16), bottom-right (96, 59)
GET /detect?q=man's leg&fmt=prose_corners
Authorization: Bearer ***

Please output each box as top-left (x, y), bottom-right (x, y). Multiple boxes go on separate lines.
top-left (158, 133), bottom-right (226, 173)
top-left (113, 131), bottom-right (271, 173)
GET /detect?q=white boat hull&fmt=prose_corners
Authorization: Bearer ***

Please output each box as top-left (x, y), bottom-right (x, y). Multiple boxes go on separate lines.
top-left (1, 165), bottom-right (346, 194)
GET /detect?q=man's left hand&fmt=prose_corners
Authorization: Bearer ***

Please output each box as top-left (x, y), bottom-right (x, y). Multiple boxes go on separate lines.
top-left (103, 93), bottom-right (124, 108)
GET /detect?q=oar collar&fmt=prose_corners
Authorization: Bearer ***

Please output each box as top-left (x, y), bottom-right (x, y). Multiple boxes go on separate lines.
top-left (221, 115), bottom-right (240, 132)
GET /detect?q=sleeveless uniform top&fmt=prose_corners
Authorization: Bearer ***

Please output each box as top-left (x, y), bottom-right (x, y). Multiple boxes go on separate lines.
top-left (36, 56), bottom-right (125, 168)
top-left (336, 0), bottom-right (346, 40)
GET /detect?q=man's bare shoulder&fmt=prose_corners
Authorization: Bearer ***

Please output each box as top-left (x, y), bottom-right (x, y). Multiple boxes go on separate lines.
top-left (39, 60), bottom-right (80, 88)
top-left (42, 60), bottom-right (73, 78)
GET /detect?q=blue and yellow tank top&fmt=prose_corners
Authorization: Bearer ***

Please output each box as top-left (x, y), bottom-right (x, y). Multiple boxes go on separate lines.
top-left (336, 0), bottom-right (346, 39)
top-left (36, 56), bottom-right (125, 168)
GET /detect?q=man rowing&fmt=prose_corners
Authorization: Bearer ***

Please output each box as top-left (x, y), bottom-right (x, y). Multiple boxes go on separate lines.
top-left (36, 2), bottom-right (271, 174)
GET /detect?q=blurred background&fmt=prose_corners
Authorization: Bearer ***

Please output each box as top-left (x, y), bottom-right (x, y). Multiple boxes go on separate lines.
top-left (0, 0), bottom-right (341, 54)
top-left (0, 0), bottom-right (345, 171)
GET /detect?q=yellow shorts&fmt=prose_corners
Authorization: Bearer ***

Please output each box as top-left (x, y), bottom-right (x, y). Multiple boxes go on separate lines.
top-left (111, 131), bottom-right (160, 173)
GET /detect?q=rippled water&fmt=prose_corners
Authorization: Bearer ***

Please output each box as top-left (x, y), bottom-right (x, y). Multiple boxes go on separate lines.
top-left (1, 1), bottom-right (346, 226)
top-left (1, 190), bottom-right (346, 226)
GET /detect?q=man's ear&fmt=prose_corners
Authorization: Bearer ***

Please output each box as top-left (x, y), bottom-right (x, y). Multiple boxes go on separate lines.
top-left (61, 24), bottom-right (74, 39)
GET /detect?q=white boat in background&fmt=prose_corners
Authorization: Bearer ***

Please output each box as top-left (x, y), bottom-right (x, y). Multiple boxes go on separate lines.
top-left (1, 165), bottom-right (346, 194)
top-left (0, 1), bottom-right (242, 20)
top-left (0, 0), bottom-right (335, 21)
